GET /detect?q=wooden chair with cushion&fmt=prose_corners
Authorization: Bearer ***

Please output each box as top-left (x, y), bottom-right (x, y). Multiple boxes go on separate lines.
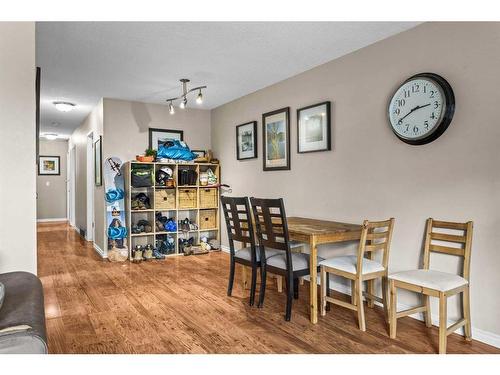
top-left (221, 196), bottom-right (281, 306)
top-left (249, 197), bottom-right (324, 321)
top-left (319, 218), bottom-right (395, 331)
top-left (388, 218), bottom-right (473, 354)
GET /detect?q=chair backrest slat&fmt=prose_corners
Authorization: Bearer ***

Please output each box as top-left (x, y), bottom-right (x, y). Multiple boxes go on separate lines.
top-left (429, 244), bottom-right (465, 257)
top-left (221, 196), bottom-right (256, 259)
top-left (423, 218), bottom-right (473, 280)
top-left (356, 218), bottom-right (395, 275)
top-left (250, 197), bottom-right (293, 274)
top-left (430, 232), bottom-right (467, 244)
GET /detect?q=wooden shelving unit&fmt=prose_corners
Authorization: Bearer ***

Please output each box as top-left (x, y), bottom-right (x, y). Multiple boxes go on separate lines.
top-left (124, 161), bottom-right (221, 260)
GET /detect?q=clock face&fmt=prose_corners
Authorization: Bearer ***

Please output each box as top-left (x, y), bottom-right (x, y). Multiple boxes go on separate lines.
top-left (389, 77), bottom-right (446, 142)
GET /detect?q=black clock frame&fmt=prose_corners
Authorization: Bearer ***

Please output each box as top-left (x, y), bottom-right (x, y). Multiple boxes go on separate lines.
top-left (388, 72), bottom-right (455, 145)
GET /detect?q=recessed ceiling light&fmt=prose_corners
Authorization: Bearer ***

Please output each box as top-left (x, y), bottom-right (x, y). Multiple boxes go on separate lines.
top-left (43, 133), bottom-right (58, 140)
top-left (53, 101), bottom-right (76, 112)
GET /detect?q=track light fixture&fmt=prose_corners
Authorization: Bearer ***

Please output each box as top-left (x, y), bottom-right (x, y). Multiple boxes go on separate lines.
top-left (196, 89), bottom-right (203, 104)
top-left (166, 79), bottom-right (206, 114)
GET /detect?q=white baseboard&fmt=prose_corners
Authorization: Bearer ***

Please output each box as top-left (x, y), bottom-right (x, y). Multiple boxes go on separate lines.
top-left (219, 245), bottom-right (499, 348)
top-left (37, 217), bottom-right (68, 223)
top-left (93, 243), bottom-right (107, 258)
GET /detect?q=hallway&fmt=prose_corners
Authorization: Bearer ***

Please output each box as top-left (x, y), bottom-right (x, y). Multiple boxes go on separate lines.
top-left (36, 222), bottom-right (499, 354)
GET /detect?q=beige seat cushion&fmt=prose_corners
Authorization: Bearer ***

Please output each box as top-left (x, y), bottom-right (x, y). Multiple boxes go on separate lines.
top-left (389, 269), bottom-right (468, 292)
top-left (266, 252), bottom-right (324, 272)
top-left (234, 247), bottom-right (281, 262)
top-left (319, 255), bottom-right (385, 274)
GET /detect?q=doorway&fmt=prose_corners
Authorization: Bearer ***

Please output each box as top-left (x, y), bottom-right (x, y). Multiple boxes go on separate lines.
top-left (86, 132), bottom-right (95, 241)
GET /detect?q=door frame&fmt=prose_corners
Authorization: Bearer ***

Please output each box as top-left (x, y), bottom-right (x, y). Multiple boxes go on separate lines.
top-left (86, 131), bottom-right (95, 241)
top-left (68, 145), bottom-right (76, 227)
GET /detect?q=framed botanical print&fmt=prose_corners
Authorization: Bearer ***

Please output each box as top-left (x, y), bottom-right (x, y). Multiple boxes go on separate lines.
top-left (262, 107), bottom-right (290, 171)
top-left (148, 128), bottom-right (184, 151)
top-left (94, 136), bottom-right (102, 186)
top-left (38, 156), bottom-right (60, 176)
top-left (236, 121), bottom-right (257, 160)
top-left (297, 101), bottom-right (331, 153)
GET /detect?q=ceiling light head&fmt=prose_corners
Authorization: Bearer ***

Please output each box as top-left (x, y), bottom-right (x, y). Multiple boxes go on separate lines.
top-left (53, 101), bottom-right (76, 112)
top-left (179, 97), bottom-right (187, 109)
top-left (196, 90), bottom-right (203, 105)
top-left (43, 133), bottom-right (58, 140)
top-left (168, 101), bottom-right (175, 115)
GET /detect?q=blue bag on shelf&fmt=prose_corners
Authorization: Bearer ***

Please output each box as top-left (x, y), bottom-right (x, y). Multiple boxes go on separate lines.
top-left (157, 140), bottom-right (197, 161)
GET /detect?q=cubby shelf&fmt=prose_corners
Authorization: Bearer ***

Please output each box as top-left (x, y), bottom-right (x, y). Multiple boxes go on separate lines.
top-left (125, 161), bottom-right (221, 261)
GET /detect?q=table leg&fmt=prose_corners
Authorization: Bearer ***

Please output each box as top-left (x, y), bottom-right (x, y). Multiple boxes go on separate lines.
top-left (276, 275), bottom-right (283, 292)
top-left (309, 238), bottom-right (318, 324)
top-left (241, 242), bottom-right (249, 290)
top-left (242, 265), bottom-right (248, 290)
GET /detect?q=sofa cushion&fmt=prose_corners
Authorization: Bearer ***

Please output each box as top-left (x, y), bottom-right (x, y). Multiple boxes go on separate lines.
top-left (0, 282), bottom-right (4, 311)
top-left (0, 272), bottom-right (47, 353)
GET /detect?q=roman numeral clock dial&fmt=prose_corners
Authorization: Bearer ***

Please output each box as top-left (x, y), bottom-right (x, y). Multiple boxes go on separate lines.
top-left (388, 73), bottom-right (455, 145)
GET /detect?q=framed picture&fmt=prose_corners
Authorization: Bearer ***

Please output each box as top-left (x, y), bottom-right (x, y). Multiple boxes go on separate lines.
top-left (38, 155), bottom-right (60, 176)
top-left (262, 107), bottom-right (290, 171)
top-left (94, 136), bottom-right (102, 186)
top-left (236, 121), bottom-right (257, 160)
top-left (148, 128), bottom-right (184, 151)
top-left (191, 150), bottom-right (206, 158)
top-left (297, 101), bottom-right (331, 153)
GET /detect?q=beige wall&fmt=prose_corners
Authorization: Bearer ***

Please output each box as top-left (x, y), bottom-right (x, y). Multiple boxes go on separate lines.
top-left (211, 22), bottom-right (500, 338)
top-left (37, 139), bottom-right (68, 220)
top-left (0, 22), bottom-right (37, 274)
top-left (102, 98), bottom-right (211, 162)
top-left (69, 100), bottom-right (105, 252)
top-left (101, 99), bottom-right (211, 255)
top-left (70, 98), bottom-right (211, 256)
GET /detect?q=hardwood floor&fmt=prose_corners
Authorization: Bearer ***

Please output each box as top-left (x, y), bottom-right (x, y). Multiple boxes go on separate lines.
top-left (37, 222), bottom-right (499, 354)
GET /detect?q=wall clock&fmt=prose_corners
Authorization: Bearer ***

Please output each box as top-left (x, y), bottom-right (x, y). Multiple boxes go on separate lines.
top-left (388, 73), bottom-right (455, 145)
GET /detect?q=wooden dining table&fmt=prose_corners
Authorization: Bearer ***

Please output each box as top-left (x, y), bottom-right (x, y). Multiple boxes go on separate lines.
top-left (285, 217), bottom-right (362, 324)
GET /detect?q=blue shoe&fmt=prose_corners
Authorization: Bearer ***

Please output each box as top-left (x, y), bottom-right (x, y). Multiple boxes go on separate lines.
top-left (153, 249), bottom-right (166, 259)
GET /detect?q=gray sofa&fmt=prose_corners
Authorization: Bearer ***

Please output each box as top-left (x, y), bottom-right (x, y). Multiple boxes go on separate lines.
top-left (0, 272), bottom-right (48, 354)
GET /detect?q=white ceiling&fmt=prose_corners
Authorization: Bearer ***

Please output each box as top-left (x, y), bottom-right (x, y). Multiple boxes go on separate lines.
top-left (36, 22), bottom-right (419, 137)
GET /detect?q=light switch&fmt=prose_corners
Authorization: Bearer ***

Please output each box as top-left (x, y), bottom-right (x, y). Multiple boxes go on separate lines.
top-left (46, 181), bottom-right (50, 186)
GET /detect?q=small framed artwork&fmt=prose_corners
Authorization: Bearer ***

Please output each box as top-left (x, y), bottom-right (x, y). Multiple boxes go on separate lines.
top-left (236, 121), bottom-right (257, 160)
top-left (262, 107), bottom-right (290, 171)
top-left (38, 155), bottom-right (60, 176)
top-left (191, 150), bottom-right (206, 158)
top-left (94, 136), bottom-right (102, 186)
top-left (148, 128), bottom-right (184, 151)
top-left (297, 101), bottom-right (331, 153)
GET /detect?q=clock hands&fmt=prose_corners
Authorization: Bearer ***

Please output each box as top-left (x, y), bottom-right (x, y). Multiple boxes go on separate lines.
top-left (397, 103), bottom-right (431, 125)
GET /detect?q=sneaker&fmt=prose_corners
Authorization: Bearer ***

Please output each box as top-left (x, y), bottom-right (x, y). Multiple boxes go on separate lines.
top-left (153, 249), bottom-right (166, 259)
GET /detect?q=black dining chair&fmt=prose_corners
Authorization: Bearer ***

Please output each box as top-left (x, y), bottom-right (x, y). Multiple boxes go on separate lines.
top-left (249, 197), bottom-right (324, 321)
top-left (220, 196), bottom-right (281, 306)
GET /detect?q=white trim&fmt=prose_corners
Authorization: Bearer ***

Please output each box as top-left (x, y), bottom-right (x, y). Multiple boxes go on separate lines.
top-left (69, 146), bottom-right (76, 227)
top-left (219, 245), bottom-right (499, 348)
top-left (86, 131), bottom-right (95, 242)
top-left (37, 217), bottom-right (68, 223)
top-left (93, 242), bottom-right (107, 258)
